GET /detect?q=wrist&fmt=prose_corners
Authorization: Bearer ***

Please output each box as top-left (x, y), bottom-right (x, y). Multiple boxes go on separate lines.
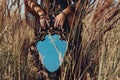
top-left (60, 11), bottom-right (67, 17)
top-left (38, 11), bottom-right (45, 16)
top-left (38, 11), bottom-right (46, 19)
top-left (63, 6), bottom-right (72, 15)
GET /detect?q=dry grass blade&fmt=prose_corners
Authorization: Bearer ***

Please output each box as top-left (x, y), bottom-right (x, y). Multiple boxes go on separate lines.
top-left (0, 0), bottom-right (120, 80)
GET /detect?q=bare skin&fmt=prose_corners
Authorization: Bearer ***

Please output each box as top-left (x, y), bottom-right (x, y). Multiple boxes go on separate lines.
top-left (25, 0), bottom-right (73, 29)
top-left (54, 6), bottom-right (72, 28)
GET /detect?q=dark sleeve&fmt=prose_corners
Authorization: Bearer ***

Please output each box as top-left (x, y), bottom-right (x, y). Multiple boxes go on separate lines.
top-left (59, 0), bottom-right (77, 12)
top-left (59, 0), bottom-right (68, 11)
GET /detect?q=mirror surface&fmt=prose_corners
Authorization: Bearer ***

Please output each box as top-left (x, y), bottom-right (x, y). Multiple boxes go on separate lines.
top-left (36, 34), bottom-right (68, 72)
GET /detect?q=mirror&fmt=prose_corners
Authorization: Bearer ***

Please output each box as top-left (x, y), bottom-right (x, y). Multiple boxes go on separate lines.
top-left (36, 34), bottom-right (68, 72)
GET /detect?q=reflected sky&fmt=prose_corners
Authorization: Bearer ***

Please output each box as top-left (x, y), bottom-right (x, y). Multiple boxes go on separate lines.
top-left (36, 34), bottom-right (68, 72)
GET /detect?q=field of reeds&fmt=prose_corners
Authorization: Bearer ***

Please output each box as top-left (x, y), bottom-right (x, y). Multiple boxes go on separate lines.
top-left (0, 0), bottom-right (120, 80)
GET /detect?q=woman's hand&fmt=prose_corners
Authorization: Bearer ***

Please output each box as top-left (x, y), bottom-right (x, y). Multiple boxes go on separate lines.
top-left (54, 11), bottom-right (67, 28)
top-left (39, 15), bottom-right (50, 30)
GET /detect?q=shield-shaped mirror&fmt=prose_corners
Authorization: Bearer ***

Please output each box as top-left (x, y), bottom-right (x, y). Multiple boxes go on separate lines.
top-left (36, 34), bottom-right (68, 72)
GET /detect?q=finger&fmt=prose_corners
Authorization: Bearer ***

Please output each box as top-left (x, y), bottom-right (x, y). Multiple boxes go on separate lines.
top-left (40, 20), bottom-right (44, 29)
top-left (40, 22), bottom-right (44, 29)
top-left (41, 22), bottom-right (46, 30)
top-left (57, 18), bottom-right (62, 28)
top-left (61, 22), bottom-right (64, 32)
top-left (54, 17), bottom-right (56, 27)
top-left (46, 20), bottom-right (50, 27)
top-left (57, 20), bottom-right (61, 28)
top-left (46, 15), bottom-right (50, 21)
top-left (57, 19), bottom-right (62, 29)
top-left (44, 21), bottom-right (47, 29)
top-left (41, 24), bottom-right (44, 29)
top-left (56, 20), bottom-right (59, 28)
top-left (60, 21), bottom-right (64, 29)
top-left (54, 19), bottom-right (58, 28)
top-left (41, 24), bottom-right (45, 30)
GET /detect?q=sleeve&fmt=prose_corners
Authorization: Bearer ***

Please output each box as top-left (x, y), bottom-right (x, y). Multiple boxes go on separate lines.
top-left (24, 0), bottom-right (45, 16)
top-left (59, 0), bottom-right (77, 12)
top-left (59, 0), bottom-right (68, 11)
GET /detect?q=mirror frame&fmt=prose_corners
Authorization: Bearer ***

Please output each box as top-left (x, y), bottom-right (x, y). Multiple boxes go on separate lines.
top-left (29, 32), bottom-right (68, 79)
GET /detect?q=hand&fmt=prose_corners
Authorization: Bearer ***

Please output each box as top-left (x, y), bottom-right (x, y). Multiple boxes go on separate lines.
top-left (54, 11), bottom-right (67, 28)
top-left (39, 15), bottom-right (50, 30)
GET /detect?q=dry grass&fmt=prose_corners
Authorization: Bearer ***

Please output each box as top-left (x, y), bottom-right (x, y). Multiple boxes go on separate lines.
top-left (61, 0), bottom-right (120, 80)
top-left (0, 0), bottom-right (120, 80)
top-left (0, 0), bottom-right (36, 80)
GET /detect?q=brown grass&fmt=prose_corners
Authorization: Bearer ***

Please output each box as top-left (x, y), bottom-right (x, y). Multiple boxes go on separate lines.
top-left (0, 0), bottom-right (120, 80)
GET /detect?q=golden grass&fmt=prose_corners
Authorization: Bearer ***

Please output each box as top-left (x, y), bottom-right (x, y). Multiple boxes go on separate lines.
top-left (0, 0), bottom-right (120, 80)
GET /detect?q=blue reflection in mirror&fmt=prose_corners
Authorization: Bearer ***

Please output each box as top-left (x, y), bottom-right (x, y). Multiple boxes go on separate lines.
top-left (36, 34), bottom-right (68, 72)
